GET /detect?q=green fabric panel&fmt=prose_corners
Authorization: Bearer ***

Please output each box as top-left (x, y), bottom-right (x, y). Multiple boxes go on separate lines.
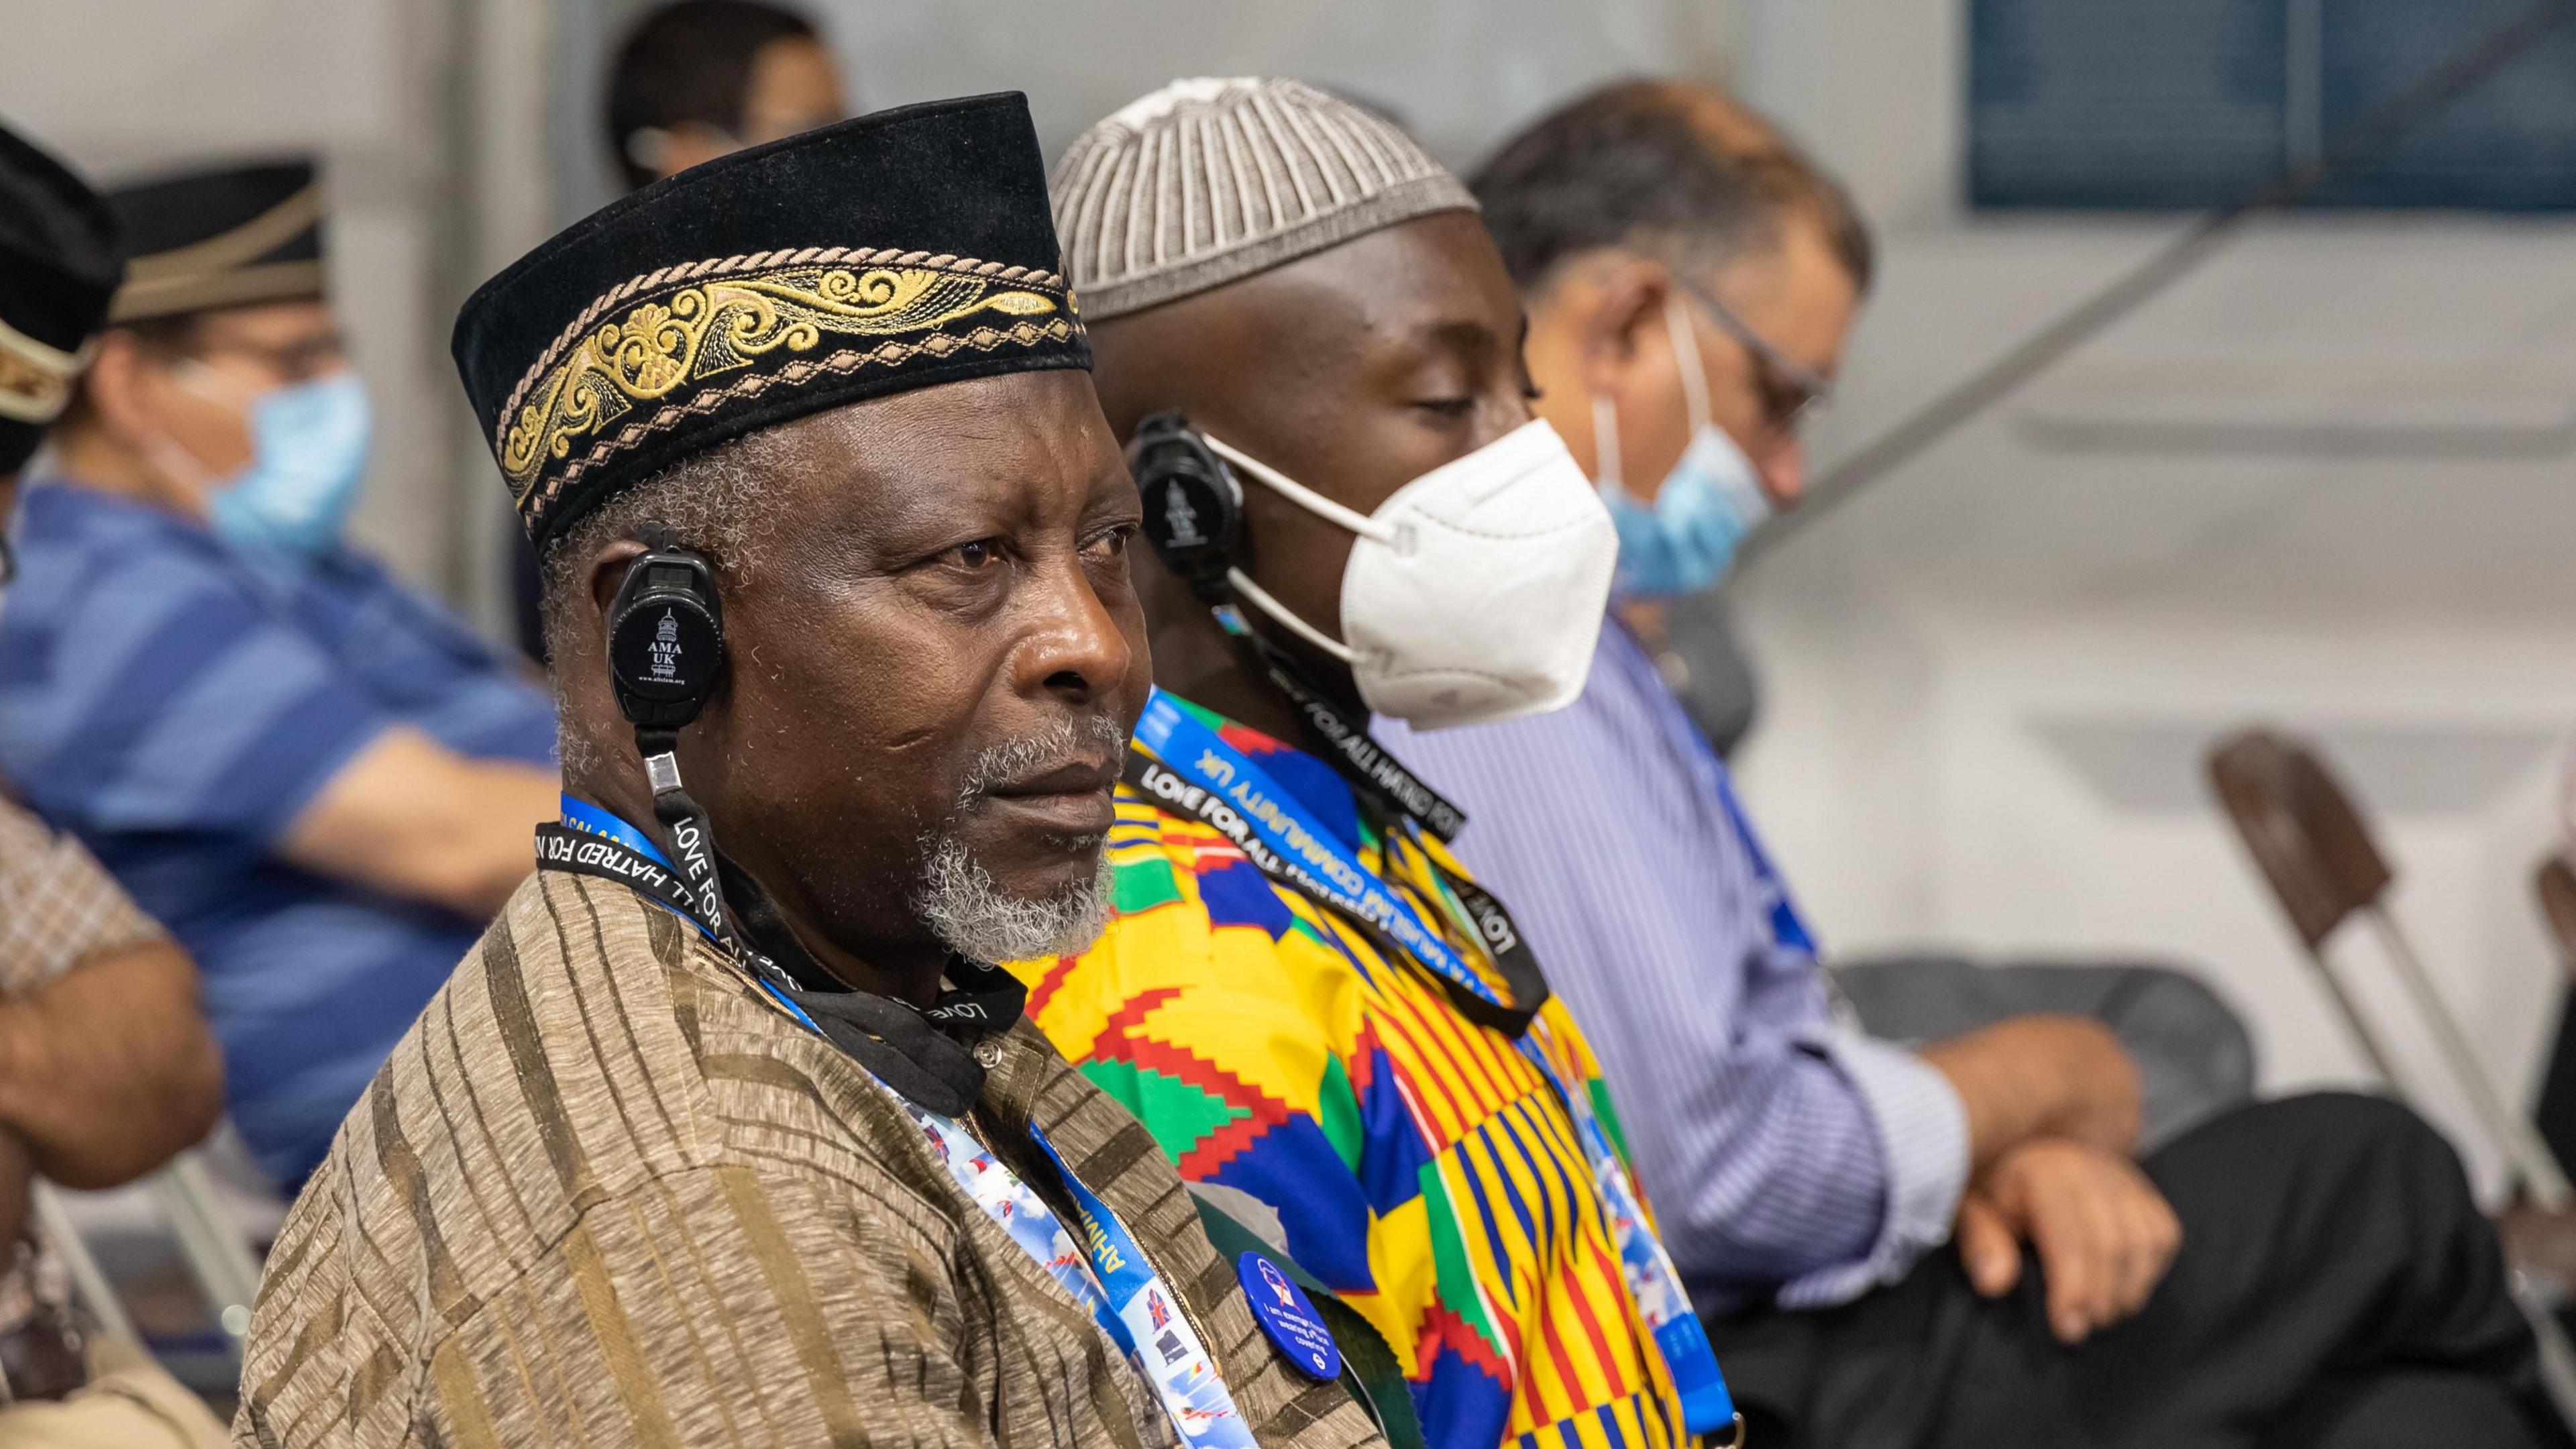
top-left (1111, 856), bottom-right (1185, 914)
top-left (1284, 912), bottom-right (1337, 951)
top-left (1418, 1167), bottom-right (1505, 1354)
top-left (1167, 694), bottom-right (1230, 731)
top-left (1589, 1077), bottom-right (1638, 1167)
top-left (1314, 1053), bottom-right (1364, 1171)
top-left (1077, 1060), bottom-right (1244, 1160)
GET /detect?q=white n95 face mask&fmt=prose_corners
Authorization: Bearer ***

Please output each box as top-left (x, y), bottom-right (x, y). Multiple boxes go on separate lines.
top-left (1201, 419), bottom-right (1616, 731)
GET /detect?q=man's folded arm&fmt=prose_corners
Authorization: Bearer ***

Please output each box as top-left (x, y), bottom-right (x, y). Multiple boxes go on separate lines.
top-left (0, 805), bottom-right (223, 1188)
top-left (0, 937), bottom-right (223, 1188)
top-left (1619, 998), bottom-right (1969, 1307)
top-left (278, 725), bottom-right (557, 920)
top-left (16, 557), bottom-right (553, 924)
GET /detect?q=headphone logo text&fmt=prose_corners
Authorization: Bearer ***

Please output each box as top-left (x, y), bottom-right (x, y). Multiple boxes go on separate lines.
top-left (1162, 486), bottom-right (1207, 548)
top-left (649, 608), bottom-right (683, 681)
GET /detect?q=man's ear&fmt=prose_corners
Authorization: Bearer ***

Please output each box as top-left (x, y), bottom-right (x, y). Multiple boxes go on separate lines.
top-left (584, 537), bottom-right (653, 641)
top-left (1576, 259), bottom-right (1674, 401)
top-left (76, 331), bottom-right (159, 447)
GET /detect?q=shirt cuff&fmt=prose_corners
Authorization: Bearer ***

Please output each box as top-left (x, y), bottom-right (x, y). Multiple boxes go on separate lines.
top-left (1774, 1028), bottom-right (1971, 1309)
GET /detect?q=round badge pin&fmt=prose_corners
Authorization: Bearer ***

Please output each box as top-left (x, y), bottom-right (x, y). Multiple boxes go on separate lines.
top-left (1237, 1251), bottom-right (1342, 1381)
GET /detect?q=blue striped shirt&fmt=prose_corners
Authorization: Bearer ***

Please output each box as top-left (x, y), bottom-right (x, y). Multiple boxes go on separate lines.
top-left (0, 484), bottom-right (555, 1189)
top-left (1378, 622), bottom-right (1968, 1309)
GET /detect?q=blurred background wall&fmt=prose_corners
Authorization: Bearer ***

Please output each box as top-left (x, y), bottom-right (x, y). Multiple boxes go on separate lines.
top-left (7, 0), bottom-right (2576, 1191)
top-left (1733, 0), bottom-right (2576, 1193)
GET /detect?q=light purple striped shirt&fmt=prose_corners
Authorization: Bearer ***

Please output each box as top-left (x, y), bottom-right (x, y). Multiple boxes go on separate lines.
top-left (1378, 622), bottom-right (1968, 1309)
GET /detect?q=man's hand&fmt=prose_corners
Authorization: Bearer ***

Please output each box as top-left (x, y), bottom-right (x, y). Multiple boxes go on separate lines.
top-left (1921, 1015), bottom-right (2143, 1167)
top-left (1955, 1137), bottom-right (2181, 1344)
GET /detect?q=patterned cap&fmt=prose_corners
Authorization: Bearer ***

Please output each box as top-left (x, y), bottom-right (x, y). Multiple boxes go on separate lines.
top-left (1052, 78), bottom-right (1477, 322)
top-left (0, 122), bottom-right (121, 472)
top-left (453, 93), bottom-right (1088, 553)
top-left (107, 160), bottom-right (325, 323)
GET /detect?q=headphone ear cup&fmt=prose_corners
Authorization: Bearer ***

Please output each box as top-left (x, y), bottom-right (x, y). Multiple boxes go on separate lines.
top-left (606, 548), bottom-right (727, 730)
top-left (1129, 412), bottom-right (1244, 599)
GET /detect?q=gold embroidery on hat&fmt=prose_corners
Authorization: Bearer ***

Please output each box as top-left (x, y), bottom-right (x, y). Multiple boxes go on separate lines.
top-left (501, 260), bottom-right (1061, 500)
top-left (0, 315), bottom-right (89, 427)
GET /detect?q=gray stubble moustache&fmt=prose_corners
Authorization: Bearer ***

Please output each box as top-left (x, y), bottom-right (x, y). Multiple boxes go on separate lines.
top-left (913, 712), bottom-right (1130, 963)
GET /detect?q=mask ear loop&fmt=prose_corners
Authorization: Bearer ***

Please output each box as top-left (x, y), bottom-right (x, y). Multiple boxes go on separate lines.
top-left (139, 361), bottom-right (254, 501)
top-left (1664, 290), bottom-right (1716, 436)
top-left (140, 434), bottom-right (224, 500)
top-left (1664, 288), bottom-right (1778, 529)
top-left (1194, 431), bottom-right (1387, 666)
top-left (1222, 568), bottom-right (1355, 664)
top-left (1590, 393), bottom-right (1625, 496)
top-left (1199, 433), bottom-right (1395, 543)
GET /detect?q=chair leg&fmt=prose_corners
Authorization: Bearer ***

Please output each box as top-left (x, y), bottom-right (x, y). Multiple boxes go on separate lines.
top-left (30, 1182), bottom-right (138, 1346)
top-left (2367, 907), bottom-right (2576, 1210)
top-left (2292, 936), bottom-right (2416, 1094)
top-left (150, 1151), bottom-right (265, 1364)
top-left (2511, 1273), bottom-right (2576, 1436)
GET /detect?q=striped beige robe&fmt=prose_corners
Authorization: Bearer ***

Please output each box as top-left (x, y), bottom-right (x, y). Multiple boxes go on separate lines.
top-left (231, 869), bottom-right (1385, 1449)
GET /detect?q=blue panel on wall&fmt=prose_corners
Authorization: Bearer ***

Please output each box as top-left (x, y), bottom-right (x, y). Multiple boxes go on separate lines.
top-left (1970, 0), bottom-right (2576, 210)
top-left (2312, 0), bottom-right (2576, 209)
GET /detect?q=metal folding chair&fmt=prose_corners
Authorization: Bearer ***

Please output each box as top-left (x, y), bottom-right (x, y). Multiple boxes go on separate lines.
top-left (151, 1152), bottom-right (265, 1350)
top-left (31, 1182), bottom-right (138, 1346)
top-left (2208, 727), bottom-right (2576, 1423)
top-left (2207, 727), bottom-right (2572, 1202)
top-left (2517, 857), bottom-right (2576, 1294)
top-left (2536, 857), bottom-right (2576, 971)
top-left (28, 1144), bottom-right (268, 1377)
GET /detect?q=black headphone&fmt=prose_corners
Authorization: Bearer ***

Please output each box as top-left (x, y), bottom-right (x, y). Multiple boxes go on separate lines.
top-left (605, 531), bottom-right (727, 733)
top-left (1128, 410), bottom-right (1244, 605)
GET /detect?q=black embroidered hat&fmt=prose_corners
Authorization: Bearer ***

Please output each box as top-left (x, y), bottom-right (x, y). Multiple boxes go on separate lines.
top-left (106, 159), bottom-right (326, 324)
top-left (0, 120), bottom-right (121, 474)
top-left (453, 91), bottom-right (1089, 554)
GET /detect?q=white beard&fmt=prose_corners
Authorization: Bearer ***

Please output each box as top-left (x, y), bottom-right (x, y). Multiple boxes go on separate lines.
top-left (912, 835), bottom-right (1114, 964)
top-left (910, 711), bottom-right (1127, 963)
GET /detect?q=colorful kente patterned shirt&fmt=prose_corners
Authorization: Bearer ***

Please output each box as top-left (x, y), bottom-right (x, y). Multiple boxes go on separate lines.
top-left (1015, 697), bottom-right (1693, 1449)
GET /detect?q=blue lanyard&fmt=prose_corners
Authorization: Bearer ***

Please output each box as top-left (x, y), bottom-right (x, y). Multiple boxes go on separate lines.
top-left (1133, 690), bottom-right (1735, 1435)
top-left (1133, 693), bottom-right (1497, 1006)
top-left (560, 794), bottom-right (668, 863)
top-left (549, 798), bottom-right (823, 1034)
top-left (902, 1104), bottom-right (1256, 1449)
top-left (1024, 1122), bottom-right (1258, 1448)
top-left (1708, 769), bottom-right (1817, 959)
top-left (557, 793), bottom-right (1259, 1444)
top-left (1644, 663), bottom-right (1821, 959)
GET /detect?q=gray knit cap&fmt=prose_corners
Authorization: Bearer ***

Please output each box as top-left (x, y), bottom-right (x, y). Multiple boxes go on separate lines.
top-left (1052, 78), bottom-right (1478, 321)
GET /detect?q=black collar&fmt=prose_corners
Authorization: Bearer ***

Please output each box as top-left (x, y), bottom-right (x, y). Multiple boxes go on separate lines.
top-left (716, 853), bottom-right (1027, 1117)
top-left (535, 806), bottom-right (1028, 1117)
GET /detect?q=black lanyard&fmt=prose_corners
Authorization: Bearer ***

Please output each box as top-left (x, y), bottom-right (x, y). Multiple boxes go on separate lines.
top-left (538, 822), bottom-right (724, 946)
top-left (1197, 608), bottom-right (1551, 1032)
top-left (536, 811), bottom-right (1025, 1116)
top-left (1124, 747), bottom-right (1548, 1038)
top-left (1219, 612), bottom-right (1470, 843)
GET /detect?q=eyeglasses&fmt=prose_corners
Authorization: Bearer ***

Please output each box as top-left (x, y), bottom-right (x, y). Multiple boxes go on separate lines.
top-left (1668, 270), bottom-right (1835, 435)
top-left (184, 331), bottom-right (349, 386)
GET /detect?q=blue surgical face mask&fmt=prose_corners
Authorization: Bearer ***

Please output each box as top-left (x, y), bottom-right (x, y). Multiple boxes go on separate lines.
top-left (1592, 294), bottom-right (1775, 598)
top-left (199, 372), bottom-right (373, 558)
